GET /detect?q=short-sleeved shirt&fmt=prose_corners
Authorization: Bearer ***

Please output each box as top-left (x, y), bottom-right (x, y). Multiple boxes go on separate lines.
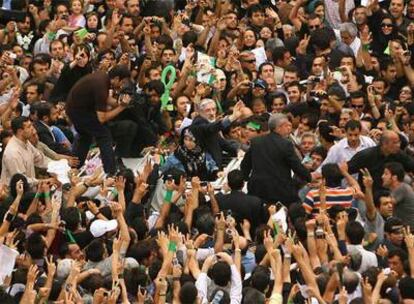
top-left (303, 186), bottom-right (354, 213)
top-left (66, 71), bottom-right (110, 112)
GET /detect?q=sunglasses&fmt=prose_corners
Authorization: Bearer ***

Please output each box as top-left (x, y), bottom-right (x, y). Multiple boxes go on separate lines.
top-left (351, 104), bottom-right (364, 108)
top-left (242, 59), bottom-right (256, 63)
top-left (309, 25), bottom-right (320, 30)
top-left (381, 23), bottom-right (393, 28)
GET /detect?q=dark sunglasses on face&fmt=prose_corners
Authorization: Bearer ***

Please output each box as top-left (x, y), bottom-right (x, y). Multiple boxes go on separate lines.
top-left (309, 25), bottom-right (320, 30)
top-left (381, 23), bottom-right (393, 28)
top-left (242, 59), bottom-right (256, 63)
top-left (351, 104), bottom-right (364, 108)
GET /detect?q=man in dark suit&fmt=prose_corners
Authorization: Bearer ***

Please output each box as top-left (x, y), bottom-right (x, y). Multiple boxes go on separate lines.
top-left (33, 102), bottom-right (71, 155)
top-left (216, 169), bottom-right (266, 236)
top-left (241, 113), bottom-right (311, 205)
top-left (190, 99), bottom-right (243, 168)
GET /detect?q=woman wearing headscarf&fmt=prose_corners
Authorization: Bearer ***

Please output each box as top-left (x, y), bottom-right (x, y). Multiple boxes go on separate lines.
top-left (160, 128), bottom-right (218, 181)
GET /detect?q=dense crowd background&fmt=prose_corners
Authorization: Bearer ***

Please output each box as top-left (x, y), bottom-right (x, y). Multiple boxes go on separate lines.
top-left (3, 0), bottom-right (414, 303)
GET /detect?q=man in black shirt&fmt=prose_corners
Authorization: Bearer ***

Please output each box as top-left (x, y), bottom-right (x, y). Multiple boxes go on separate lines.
top-left (348, 130), bottom-right (414, 192)
top-left (66, 66), bottom-right (131, 175)
top-left (216, 169), bottom-right (265, 236)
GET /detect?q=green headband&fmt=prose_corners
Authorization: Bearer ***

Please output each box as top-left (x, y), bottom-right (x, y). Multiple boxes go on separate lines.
top-left (247, 121), bottom-right (261, 131)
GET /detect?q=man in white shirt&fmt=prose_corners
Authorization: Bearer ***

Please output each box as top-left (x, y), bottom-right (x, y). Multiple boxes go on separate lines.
top-left (346, 221), bottom-right (378, 273)
top-left (320, 120), bottom-right (376, 168)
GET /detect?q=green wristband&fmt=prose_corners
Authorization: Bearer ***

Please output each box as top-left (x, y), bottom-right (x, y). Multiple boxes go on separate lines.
top-left (362, 44), bottom-right (370, 52)
top-left (112, 189), bottom-right (118, 196)
top-left (168, 241), bottom-right (177, 252)
top-left (44, 192), bottom-right (50, 199)
top-left (273, 222), bottom-right (279, 236)
top-left (164, 190), bottom-right (173, 203)
top-left (35, 193), bottom-right (41, 199)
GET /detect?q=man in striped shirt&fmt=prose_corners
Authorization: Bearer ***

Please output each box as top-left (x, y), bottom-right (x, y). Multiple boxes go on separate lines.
top-left (303, 163), bottom-right (358, 213)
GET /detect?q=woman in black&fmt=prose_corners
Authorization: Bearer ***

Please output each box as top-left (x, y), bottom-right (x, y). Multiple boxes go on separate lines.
top-left (49, 43), bottom-right (93, 103)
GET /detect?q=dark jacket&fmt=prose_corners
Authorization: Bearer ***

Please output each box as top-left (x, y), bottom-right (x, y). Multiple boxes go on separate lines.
top-left (348, 145), bottom-right (414, 192)
top-left (49, 64), bottom-right (92, 103)
top-left (190, 116), bottom-right (237, 168)
top-left (216, 190), bottom-right (265, 236)
top-left (34, 120), bottom-right (70, 155)
top-left (241, 132), bottom-right (311, 204)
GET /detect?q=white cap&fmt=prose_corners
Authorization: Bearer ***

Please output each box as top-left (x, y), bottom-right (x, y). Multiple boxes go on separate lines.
top-left (90, 219), bottom-right (118, 238)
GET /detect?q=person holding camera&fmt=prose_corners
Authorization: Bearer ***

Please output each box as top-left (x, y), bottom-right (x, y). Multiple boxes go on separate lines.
top-left (66, 65), bottom-right (131, 175)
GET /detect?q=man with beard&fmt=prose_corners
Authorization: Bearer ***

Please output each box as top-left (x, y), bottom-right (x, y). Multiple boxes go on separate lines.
top-left (190, 99), bottom-right (244, 168)
top-left (33, 102), bottom-right (72, 155)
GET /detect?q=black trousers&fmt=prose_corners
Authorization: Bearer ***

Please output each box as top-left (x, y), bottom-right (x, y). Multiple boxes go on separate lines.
top-left (108, 120), bottom-right (138, 158)
top-left (67, 109), bottom-right (116, 175)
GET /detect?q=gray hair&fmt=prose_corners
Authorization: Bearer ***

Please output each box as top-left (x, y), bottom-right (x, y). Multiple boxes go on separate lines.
top-left (268, 113), bottom-right (288, 131)
top-left (198, 98), bottom-right (216, 112)
top-left (300, 131), bottom-right (317, 143)
top-left (339, 22), bottom-right (358, 38)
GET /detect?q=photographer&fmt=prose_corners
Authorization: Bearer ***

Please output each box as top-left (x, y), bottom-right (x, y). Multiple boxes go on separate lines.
top-left (66, 65), bottom-right (131, 175)
top-left (117, 79), bottom-right (169, 155)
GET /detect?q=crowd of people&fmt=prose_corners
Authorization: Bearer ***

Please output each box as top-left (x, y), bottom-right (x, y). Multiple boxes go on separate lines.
top-left (3, 0), bottom-right (414, 303)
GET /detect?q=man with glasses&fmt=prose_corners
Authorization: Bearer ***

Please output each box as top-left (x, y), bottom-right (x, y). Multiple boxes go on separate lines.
top-left (349, 91), bottom-right (367, 119)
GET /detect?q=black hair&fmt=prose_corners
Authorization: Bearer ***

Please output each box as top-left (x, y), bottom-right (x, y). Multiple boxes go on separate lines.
top-left (179, 282), bottom-right (198, 304)
top-left (29, 57), bottom-right (49, 75)
top-left (399, 277), bottom-right (414, 299)
top-left (269, 92), bottom-right (287, 105)
top-left (380, 56), bottom-right (396, 72)
top-left (26, 232), bottom-right (46, 259)
top-left (388, 248), bottom-right (408, 263)
top-left (242, 287), bottom-right (265, 304)
top-left (310, 28), bottom-right (331, 51)
top-left (85, 239), bottom-right (105, 262)
top-left (310, 146), bottom-right (327, 160)
top-left (130, 217), bottom-right (149, 241)
top-left (251, 266), bottom-right (270, 293)
top-left (321, 163), bottom-right (343, 187)
top-left (127, 241), bottom-right (152, 265)
top-left (80, 273), bottom-right (105, 293)
top-left (373, 189), bottom-right (392, 208)
top-left (155, 34), bottom-right (174, 49)
top-left (384, 162), bottom-right (405, 182)
top-left (272, 46), bottom-right (289, 63)
top-left (182, 31), bottom-right (198, 47)
top-left (161, 47), bottom-right (176, 56)
top-left (227, 169), bottom-right (245, 190)
top-left (144, 79), bottom-right (165, 96)
top-left (108, 64), bottom-right (131, 80)
top-left (210, 261), bottom-right (231, 287)
top-left (318, 121), bottom-right (337, 143)
top-left (345, 120), bottom-right (362, 131)
top-left (11, 116), bottom-right (29, 134)
top-left (301, 112), bottom-right (318, 130)
top-left (247, 3), bottom-right (265, 18)
top-left (258, 62), bottom-right (274, 75)
top-left (60, 207), bottom-right (81, 231)
top-left (345, 221), bottom-right (365, 245)
top-left (36, 102), bottom-right (53, 121)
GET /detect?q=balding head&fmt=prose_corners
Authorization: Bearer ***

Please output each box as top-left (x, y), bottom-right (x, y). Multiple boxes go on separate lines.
top-left (380, 130), bottom-right (401, 155)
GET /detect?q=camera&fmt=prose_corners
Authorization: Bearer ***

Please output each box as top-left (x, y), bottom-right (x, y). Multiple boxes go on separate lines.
top-left (118, 85), bottom-right (142, 106)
